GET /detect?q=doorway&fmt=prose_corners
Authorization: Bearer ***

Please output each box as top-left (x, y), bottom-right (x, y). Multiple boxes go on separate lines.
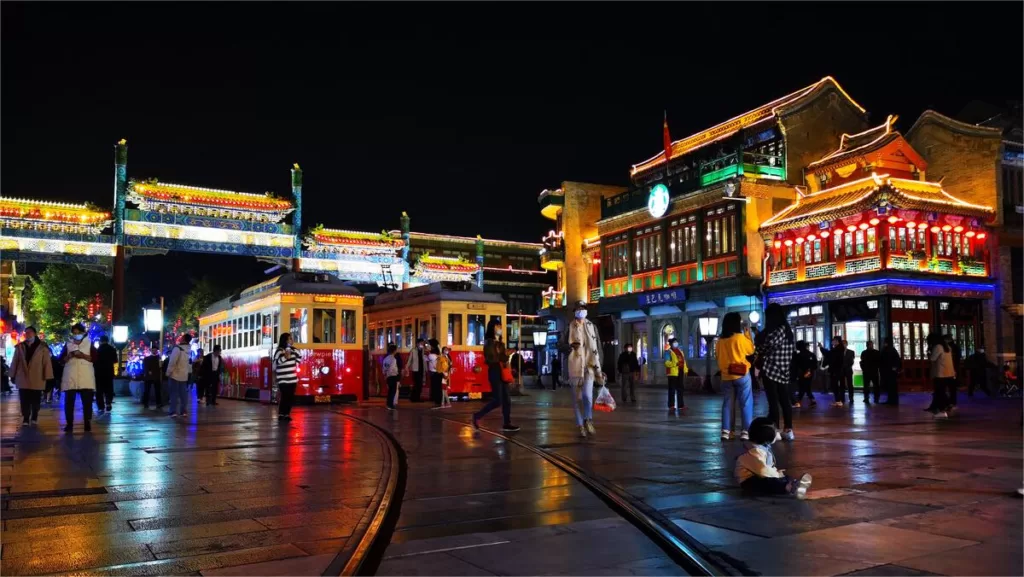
top-left (833, 321), bottom-right (879, 387)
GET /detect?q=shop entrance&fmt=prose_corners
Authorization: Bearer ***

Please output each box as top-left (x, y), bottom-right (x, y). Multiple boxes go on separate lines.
top-left (626, 322), bottom-right (649, 382)
top-left (832, 320), bottom-right (879, 387)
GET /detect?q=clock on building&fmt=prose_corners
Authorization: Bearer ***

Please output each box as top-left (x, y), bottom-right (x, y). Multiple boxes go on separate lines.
top-left (647, 184), bottom-right (670, 218)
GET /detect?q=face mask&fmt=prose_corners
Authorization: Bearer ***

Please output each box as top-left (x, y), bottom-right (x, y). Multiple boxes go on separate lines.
top-left (72, 334), bottom-right (84, 341)
top-left (626, 348), bottom-right (633, 353)
top-left (574, 310), bottom-right (587, 320)
top-left (671, 343), bottom-right (679, 349)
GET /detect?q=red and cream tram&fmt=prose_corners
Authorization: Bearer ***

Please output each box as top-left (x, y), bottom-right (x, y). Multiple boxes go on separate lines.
top-left (198, 272), bottom-right (364, 404)
top-left (365, 282), bottom-right (506, 401)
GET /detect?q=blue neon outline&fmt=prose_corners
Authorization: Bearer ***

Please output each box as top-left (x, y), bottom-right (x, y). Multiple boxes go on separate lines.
top-left (766, 276), bottom-right (995, 299)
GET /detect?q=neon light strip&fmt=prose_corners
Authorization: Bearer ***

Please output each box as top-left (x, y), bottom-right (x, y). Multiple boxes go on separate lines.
top-left (123, 221), bottom-right (294, 247)
top-left (397, 231), bottom-right (544, 250)
top-left (767, 277), bottom-right (994, 299)
top-left (808, 115), bottom-right (895, 168)
top-left (133, 181), bottom-right (280, 201)
top-left (0, 198), bottom-right (101, 210)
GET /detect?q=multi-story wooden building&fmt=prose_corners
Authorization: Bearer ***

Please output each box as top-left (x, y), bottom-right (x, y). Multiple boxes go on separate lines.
top-left (762, 116), bottom-right (996, 388)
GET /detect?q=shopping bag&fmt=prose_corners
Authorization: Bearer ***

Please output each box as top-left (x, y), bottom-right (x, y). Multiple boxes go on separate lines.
top-left (594, 385), bottom-right (616, 412)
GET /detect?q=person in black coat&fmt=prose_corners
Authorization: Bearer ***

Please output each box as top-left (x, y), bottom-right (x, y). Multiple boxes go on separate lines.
top-left (819, 336), bottom-right (847, 406)
top-left (94, 336), bottom-right (119, 414)
top-left (617, 344), bottom-right (641, 403)
top-left (791, 341), bottom-right (817, 407)
top-left (198, 345), bottom-right (225, 406)
top-left (966, 346), bottom-right (995, 397)
top-left (860, 340), bottom-right (882, 404)
top-left (550, 354), bottom-right (562, 390)
top-left (944, 335), bottom-right (962, 409)
top-left (141, 345), bottom-right (163, 410)
top-left (880, 336), bottom-right (902, 405)
top-left (842, 340), bottom-right (856, 403)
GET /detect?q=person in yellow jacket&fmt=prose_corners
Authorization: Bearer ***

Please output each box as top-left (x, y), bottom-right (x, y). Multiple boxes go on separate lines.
top-left (664, 338), bottom-right (686, 411)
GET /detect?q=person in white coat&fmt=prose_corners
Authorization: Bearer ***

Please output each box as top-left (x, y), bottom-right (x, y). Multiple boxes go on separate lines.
top-left (165, 334), bottom-right (193, 418)
top-left (567, 301), bottom-right (602, 437)
top-left (62, 323), bottom-right (96, 433)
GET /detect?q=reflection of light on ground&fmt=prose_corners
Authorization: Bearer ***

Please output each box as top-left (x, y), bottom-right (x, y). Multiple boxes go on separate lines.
top-left (535, 485), bottom-right (572, 511)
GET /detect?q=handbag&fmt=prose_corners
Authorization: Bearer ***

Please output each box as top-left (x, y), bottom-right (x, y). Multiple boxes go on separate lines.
top-left (728, 362), bottom-right (748, 377)
top-left (500, 365), bottom-right (514, 384)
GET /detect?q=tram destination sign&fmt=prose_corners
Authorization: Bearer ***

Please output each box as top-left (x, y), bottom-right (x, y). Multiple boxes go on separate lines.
top-left (638, 288), bottom-right (685, 307)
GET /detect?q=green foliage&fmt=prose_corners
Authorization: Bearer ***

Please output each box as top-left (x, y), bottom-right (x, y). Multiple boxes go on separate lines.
top-left (175, 277), bottom-right (229, 333)
top-left (26, 266), bottom-right (110, 341)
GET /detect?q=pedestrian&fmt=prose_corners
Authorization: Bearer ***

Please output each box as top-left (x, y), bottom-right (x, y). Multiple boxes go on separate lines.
top-left (664, 338), bottom-right (685, 411)
top-left (944, 335), bottom-right (962, 411)
top-left (735, 417), bottom-right (813, 499)
top-left (550, 353), bottom-right (562, 390)
top-left (617, 343), bottom-right (640, 403)
top-left (819, 336), bottom-right (847, 407)
top-left (404, 338), bottom-right (426, 402)
top-left (791, 341), bottom-right (817, 408)
top-left (471, 318), bottom-right (519, 432)
top-left (1, 355), bottom-right (10, 395)
top-left (860, 339), bottom-right (882, 405)
top-left (716, 312), bottom-right (755, 441)
top-left (427, 339), bottom-right (443, 407)
top-left (45, 345), bottom-right (64, 405)
top-left (192, 348), bottom-right (205, 402)
top-left (567, 341), bottom-right (593, 437)
top-left (382, 343), bottom-right (400, 410)
top-left (62, 323), bottom-right (96, 433)
top-left (508, 347), bottom-right (523, 384)
top-left (567, 300), bottom-right (602, 431)
top-left (927, 333), bottom-right (955, 418)
top-left (438, 345), bottom-right (453, 408)
top-left (755, 304), bottom-right (796, 440)
top-left (880, 336), bottom-right (902, 405)
top-left (274, 333), bottom-right (300, 421)
top-left (842, 339), bottom-right (855, 404)
top-left (198, 345), bottom-right (224, 407)
top-left (141, 345), bottom-right (163, 410)
top-left (165, 335), bottom-right (192, 418)
top-left (93, 335), bottom-right (118, 415)
top-left (9, 326), bottom-right (52, 427)
top-left (965, 346), bottom-right (994, 398)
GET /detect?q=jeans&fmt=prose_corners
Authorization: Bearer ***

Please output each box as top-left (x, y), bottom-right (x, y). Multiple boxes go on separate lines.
top-left (167, 378), bottom-right (189, 415)
top-left (862, 369), bottom-right (880, 402)
top-left (386, 375), bottom-right (399, 408)
top-left (64, 389), bottom-right (94, 425)
top-left (619, 372), bottom-right (636, 403)
top-left (474, 367), bottom-right (511, 426)
top-left (741, 475), bottom-right (794, 495)
top-left (667, 375), bottom-right (684, 408)
top-left (571, 371), bottom-right (595, 427)
top-left (142, 379), bottom-right (162, 408)
top-left (19, 389), bottom-right (42, 422)
top-left (279, 384), bottom-right (296, 416)
top-left (721, 374), bottom-right (753, 433)
top-left (763, 376), bottom-right (793, 430)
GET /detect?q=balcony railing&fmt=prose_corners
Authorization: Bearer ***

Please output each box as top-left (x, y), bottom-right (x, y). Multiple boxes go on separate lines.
top-left (540, 248), bottom-right (564, 270)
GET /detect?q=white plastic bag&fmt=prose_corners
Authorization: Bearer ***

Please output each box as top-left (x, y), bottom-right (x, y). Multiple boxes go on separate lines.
top-left (594, 385), bottom-right (616, 412)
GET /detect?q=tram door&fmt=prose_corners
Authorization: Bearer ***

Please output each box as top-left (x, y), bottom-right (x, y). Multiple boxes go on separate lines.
top-left (832, 321), bottom-right (879, 388)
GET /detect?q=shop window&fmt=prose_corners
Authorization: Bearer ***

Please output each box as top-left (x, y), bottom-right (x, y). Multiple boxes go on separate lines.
top-left (633, 226), bottom-right (663, 272)
top-left (661, 324), bottom-right (676, 354)
top-left (705, 207), bottom-right (737, 259)
top-left (313, 308), bottom-right (337, 344)
top-left (845, 232), bottom-right (854, 257)
top-left (604, 235), bottom-right (629, 278)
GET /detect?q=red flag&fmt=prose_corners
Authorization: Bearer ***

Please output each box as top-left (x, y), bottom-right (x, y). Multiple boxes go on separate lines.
top-left (663, 110), bottom-right (672, 162)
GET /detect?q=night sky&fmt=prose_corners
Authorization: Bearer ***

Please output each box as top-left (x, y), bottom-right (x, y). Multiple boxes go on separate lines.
top-left (3, 3), bottom-right (1021, 298)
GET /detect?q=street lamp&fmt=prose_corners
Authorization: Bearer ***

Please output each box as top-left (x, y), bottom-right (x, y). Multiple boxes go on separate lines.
top-left (698, 313), bottom-right (719, 393)
top-left (112, 325), bottom-right (129, 377)
top-left (531, 329), bottom-right (547, 389)
top-left (143, 297), bottom-right (165, 353)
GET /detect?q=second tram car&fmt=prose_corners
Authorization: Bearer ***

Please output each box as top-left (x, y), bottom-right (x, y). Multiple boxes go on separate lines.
top-left (365, 282), bottom-right (505, 401)
top-left (198, 272), bottom-right (365, 404)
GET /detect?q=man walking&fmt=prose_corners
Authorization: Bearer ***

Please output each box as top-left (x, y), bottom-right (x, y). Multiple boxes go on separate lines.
top-left (860, 340), bottom-right (881, 404)
top-left (617, 343), bottom-right (640, 403)
top-left (966, 346), bottom-right (995, 397)
top-left (404, 338), bottom-right (426, 402)
top-left (141, 345), bottom-right (163, 410)
top-left (842, 339), bottom-right (855, 404)
top-left (94, 335), bottom-right (118, 415)
top-left (880, 337), bottom-right (902, 405)
top-left (199, 345), bottom-right (224, 406)
top-left (165, 335), bottom-right (192, 418)
top-left (550, 353), bottom-right (562, 390)
top-left (820, 336), bottom-right (847, 407)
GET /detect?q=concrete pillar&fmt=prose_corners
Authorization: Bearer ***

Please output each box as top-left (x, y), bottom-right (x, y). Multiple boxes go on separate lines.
top-left (112, 139), bottom-right (128, 323)
top-left (401, 212), bottom-right (411, 287)
top-left (291, 163), bottom-right (303, 273)
top-left (475, 236), bottom-right (484, 289)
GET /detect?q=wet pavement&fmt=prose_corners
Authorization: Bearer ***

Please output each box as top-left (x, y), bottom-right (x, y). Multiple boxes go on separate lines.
top-left (2, 385), bottom-right (1021, 576)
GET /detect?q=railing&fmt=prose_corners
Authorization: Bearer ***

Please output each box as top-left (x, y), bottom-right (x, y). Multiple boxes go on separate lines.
top-left (846, 255), bottom-right (881, 274)
top-left (805, 262), bottom-right (836, 279)
top-left (961, 260), bottom-right (986, 276)
top-left (770, 269), bottom-right (797, 285)
top-left (889, 254), bottom-right (920, 271)
top-left (540, 248), bottom-right (565, 270)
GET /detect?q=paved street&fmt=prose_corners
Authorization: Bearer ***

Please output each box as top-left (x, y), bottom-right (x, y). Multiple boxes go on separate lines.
top-left (2, 386), bottom-right (1021, 576)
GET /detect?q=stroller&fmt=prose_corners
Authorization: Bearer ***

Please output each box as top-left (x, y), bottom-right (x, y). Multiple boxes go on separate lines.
top-left (998, 368), bottom-right (1021, 398)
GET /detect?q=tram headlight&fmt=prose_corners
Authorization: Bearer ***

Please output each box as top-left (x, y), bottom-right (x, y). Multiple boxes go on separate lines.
top-left (320, 366), bottom-right (330, 375)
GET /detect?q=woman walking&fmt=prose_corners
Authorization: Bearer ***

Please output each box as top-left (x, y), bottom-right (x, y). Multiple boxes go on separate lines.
top-left (10, 326), bottom-right (53, 427)
top-left (382, 344), bottom-right (400, 410)
top-left (471, 318), bottom-right (519, 432)
top-left (716, 313), bottom-right (755, 441)
top-left (62, 323), bottom-right (96, 433)
top-left (427, 339), bottom-right (442, 407)
top-left (274, 333), bottom-right (300, 421)
top-left (928, 333), bottom-right (955, 419)
top-left (755, 304), bottom-right (796, 441)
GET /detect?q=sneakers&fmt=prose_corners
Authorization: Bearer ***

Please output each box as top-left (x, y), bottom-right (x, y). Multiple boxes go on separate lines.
top-left (721, 430), bottom-right (731, 441)
top-left (180, 413), bottom-right (188, 418)
top-left (831, 401), bottom-right (844, 407)
top-left (84, 421), bottom-right (91, 432)
top-left (585, 420), bottom-right (596, 435)
top-left (810, 399), bottom-right (818, 407)
top-left (782, 429), bottom-right (795, 441)
top-left (169, 413), bottom-right (178, 418)
top-left (63, 425), bottom-right (72, 433)
top-left (471, 415), bottom-right (480, 430)
top-left (792, 473), bottom-right (813, 499)
top-left (30, 420), bottom-right (37, 427)
top-left (792, 402), bottom-right (802, 408)
top-left (579, 425), bottom-right (588, 438)
top-left (934, 411), bottom-right (949, 419)
top-left (740, 430), bottom-right (749, 441)
top-left (21, 420), bottom-right (29, 427)
top-left (502, 423), bottom-right (521, 432)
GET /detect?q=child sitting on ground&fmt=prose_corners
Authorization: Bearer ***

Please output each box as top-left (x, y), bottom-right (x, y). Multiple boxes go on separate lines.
top-left (735, 416), bottom-right (812, 499)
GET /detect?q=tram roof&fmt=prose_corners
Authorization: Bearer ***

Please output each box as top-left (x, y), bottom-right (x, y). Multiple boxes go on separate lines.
top-left (365, 281), bottom-right (505, 313)
top-left (201, 272), bottom-right (361, 318)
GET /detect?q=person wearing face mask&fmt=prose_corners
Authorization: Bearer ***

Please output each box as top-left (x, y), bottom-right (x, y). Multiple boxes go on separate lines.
top-left (10, 326), bottom-right (53, 427)
top-left (403, 338), bottom-right (427, 402)
top-left (62, 323), bottom-right (96, 433)
top-left (617, 343), bottom-right (640, 404)
top-left (664, 338), bottom-right (686, 411)
top-left (472, 318), bottom-right (519, 432)
top-left (567, 301), bottom-right (602, 434)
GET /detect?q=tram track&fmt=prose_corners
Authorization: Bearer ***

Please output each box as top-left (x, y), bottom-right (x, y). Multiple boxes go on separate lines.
top-left (324, 410), bottom-right (408, 577)
top-left (432, 414), bottom-right (750, 577)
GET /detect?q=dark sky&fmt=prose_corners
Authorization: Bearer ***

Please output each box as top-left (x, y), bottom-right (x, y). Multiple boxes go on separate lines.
top-left (3, 2), bottom-right (1021, 293)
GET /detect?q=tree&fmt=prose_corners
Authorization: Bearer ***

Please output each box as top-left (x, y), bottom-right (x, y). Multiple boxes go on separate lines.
top-left (175, 277), bottom-right (228, 333)
top-left (26, 266), bottom-right (111, 341)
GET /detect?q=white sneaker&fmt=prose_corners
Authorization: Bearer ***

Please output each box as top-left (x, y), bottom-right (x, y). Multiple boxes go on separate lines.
top-left (793, 473), bottom-right (812, 499)
top-left (782, 429), bottom-right (795, 441)
top-left (579, 425), bottom-right (587, 438)
top-left (831, 401), bottom-right (844, 407)
top-left (934, 411), bottom-right (948, 419)
top-left (792, 402), bottom-right (802, 408)
top-left (740, 430), bottom-right (749, 441)
top-left (721, 430), bottom-right (731, 441)
top-left (585, 420), bottom-right (596, 435)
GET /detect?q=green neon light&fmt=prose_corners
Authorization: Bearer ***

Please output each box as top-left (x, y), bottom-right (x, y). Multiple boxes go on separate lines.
top-left (700, 164), bottom-right (786, 187)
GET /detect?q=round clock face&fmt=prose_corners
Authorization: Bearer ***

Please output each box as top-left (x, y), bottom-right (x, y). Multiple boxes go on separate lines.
top-left (648, 184), bottom-right (670, 218)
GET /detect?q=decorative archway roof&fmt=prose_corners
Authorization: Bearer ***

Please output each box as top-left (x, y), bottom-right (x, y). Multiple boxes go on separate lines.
top-left (127, 180), bottom-right (294, 221)
top-left (807, 115), bottom-right (927, 176)
top-left (1, 197), bottom-right (112, 234)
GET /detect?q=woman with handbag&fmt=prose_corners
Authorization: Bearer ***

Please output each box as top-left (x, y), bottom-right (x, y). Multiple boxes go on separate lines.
top-left (471, 319), bottom-right (520, 432)
top-left (716, 313), bottom-right (755, 441)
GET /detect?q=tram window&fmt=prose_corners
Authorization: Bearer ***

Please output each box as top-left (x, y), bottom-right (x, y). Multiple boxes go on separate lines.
top-left (289, 307), bottom-right (309, 344)
top-left (385, 321), bottom-right (394, 347)
top-left (418, 319), bottom-right (432, 342)
top-left (313, 308), bottom-right (337, 344)
top-left (467, 315), bottom-right (486, 346)
top-left (448, 314), bottom-right (463, 347)
top-left (341, 310), bottom-right (357, 344)
top-left (404, 322), bottom-right (413, 348)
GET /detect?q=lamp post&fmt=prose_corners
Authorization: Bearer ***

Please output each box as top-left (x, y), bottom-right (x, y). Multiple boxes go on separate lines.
top-left (112, 324), bottom-right (128, 377)
top-left (698, 313), bottom-right (719, 393)
top-left (532, 329), bottom-right (548, 389)
top-left (143, 297), bottom-right (164, 352)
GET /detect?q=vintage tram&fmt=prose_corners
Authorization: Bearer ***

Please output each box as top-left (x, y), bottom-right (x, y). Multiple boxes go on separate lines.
top-left (198, 272), bottom-right (365, 404)
top-left (365, 281), bottom-right (505, 401)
